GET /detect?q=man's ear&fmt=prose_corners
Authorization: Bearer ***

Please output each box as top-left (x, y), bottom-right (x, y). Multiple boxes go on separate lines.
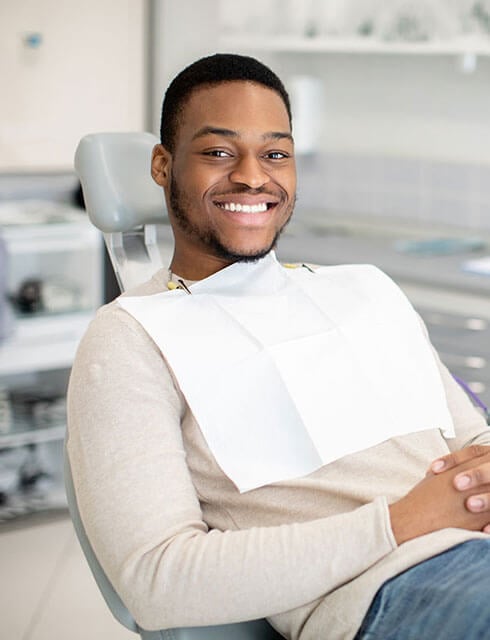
top-left (151, 144), bottom-right (171, 187)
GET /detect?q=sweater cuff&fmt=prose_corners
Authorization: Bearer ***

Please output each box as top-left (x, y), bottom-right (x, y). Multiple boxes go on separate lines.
top-left (376, 495), bottom-right (398, 550)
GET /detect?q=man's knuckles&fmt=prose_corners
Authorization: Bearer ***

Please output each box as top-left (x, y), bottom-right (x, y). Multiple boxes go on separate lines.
top-left (454, 460), bottom-right (490, 491)
top-left (431, 445), bottom-right (490, 475)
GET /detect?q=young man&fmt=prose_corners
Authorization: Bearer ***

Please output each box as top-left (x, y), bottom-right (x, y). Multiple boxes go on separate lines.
top-left (68, 54), bottom-right (490, 639)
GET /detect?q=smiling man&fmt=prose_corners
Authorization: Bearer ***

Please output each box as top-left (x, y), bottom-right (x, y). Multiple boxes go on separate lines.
top-left (151, 67), bottom-right (296, 278)
top-left (68, 54), bottom-right (490, 640)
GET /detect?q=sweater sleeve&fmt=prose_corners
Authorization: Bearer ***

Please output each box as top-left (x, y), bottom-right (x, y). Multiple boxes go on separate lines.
top-left (66, 303), bottom-right (396, 631)
top-left (425, 334), bottom-right (490, 451)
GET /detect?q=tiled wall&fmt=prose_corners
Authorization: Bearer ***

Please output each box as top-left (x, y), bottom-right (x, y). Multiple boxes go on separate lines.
top-left (0, 157), bottom-right (488, 232)
top-left (297, 154), bottom-right (490, 230)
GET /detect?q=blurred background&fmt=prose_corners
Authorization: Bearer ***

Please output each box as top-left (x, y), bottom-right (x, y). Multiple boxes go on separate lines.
top-left (1, 1), bottom-right (490, 638)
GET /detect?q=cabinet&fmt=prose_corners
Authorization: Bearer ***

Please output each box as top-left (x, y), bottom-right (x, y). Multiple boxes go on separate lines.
top-left (0, 202), bottom-right (102, 521)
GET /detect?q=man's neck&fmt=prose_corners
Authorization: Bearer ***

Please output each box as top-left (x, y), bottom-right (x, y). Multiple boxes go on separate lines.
top-left (169, 250), bottom-right (233, 281)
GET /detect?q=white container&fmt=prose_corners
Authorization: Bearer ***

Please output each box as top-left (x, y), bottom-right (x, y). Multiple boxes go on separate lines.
top-left (288, 75), bottom-right (324, 155)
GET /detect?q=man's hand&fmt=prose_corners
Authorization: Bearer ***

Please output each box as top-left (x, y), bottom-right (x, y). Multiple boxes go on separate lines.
top-left (427, 446), bottom-right (490, 518)
top-left (389, 457), bottom-right (490, 545)
top-left (428, 445), bottom-right (490, 476)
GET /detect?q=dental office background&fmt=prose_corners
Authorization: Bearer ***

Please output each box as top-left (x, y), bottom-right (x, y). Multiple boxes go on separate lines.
top-left (1, 0), bottom-right (490, 522)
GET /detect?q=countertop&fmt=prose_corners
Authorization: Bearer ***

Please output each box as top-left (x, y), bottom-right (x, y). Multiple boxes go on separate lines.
top-left (277, 211), bottom-right (490, 407)
top-left (277, 210), bottom-right (490, 317)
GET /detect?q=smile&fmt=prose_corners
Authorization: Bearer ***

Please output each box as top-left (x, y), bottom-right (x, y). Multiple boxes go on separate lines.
top-left (216, 201), bottom-right (269, 213)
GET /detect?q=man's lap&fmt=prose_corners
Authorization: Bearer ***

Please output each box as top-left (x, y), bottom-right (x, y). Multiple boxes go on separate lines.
top-left (355, 538), bottom-right (490, 639)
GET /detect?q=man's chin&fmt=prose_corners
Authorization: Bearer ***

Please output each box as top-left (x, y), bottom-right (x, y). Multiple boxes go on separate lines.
top-left (228, 247), bottom-right (274, 263)
top-left (209, 226), bottom-right (287, 263)
top-left (211, 240), bottom-right (277, 264)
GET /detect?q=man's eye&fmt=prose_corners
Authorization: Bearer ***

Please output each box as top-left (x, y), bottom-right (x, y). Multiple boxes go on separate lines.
top-left (204, 150), bottom-right (232, 158)
top-left (265, 151), bottom-right (290, 160)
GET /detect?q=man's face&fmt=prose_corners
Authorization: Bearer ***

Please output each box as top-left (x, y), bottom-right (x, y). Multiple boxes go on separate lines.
top-left (152, 81), bottom-right (296, 278)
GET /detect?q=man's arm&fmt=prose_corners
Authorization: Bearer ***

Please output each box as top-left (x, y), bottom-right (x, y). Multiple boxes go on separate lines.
top-left (389, 333), bottom-right (490, 543)
top-left (67, 303), bottom-right (490, 629)
top-left (67, 303), bottom-right (397, 630)
top-left (414, 327), bottom-right (490, 533)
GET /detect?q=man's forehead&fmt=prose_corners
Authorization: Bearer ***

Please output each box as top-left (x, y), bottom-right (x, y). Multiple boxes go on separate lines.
top-left (179, 81), bottom-right (291, 136)
top-left (191, 125), bottom-right (293, 143)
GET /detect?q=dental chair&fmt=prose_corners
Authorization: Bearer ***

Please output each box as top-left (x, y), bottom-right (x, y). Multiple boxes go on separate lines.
top-left (64, 132), bottom-right (283, 640)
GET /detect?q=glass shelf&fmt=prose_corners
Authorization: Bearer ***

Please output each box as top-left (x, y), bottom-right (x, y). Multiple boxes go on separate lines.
top-left (218, 35), bottom-right (490, 56)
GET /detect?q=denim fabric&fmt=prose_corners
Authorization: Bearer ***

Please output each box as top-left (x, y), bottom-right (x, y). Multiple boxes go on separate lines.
top-left (355, 539), bottom-right (490, 639)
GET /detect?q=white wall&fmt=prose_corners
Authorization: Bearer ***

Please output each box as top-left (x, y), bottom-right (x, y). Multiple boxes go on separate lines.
top-left (273, 51), bottom-right (490, 165)
top-left (0, 0), bottom-right (146, 171)
top-left (152, 0), bottom-right (490, 166)
top-left (150, 0), bottom-right (221, 134)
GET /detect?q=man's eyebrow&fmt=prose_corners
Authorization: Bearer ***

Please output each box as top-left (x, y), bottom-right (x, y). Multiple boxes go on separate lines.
top-left (191, 127), bottom-right (293, 143)
top-left (192, 126), bottom-right (238, 140)
top-left (264, 131), bottom-right (293, 142)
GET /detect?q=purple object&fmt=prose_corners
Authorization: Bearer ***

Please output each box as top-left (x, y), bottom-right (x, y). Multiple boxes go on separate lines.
top-left (453, 374), bottom-right (490, 424)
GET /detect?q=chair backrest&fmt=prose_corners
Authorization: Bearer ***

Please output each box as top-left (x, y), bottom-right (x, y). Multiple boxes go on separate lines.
top-left (66, 132), bottom-right (283, 640)
top-left (64, 449), bottom-right (281, 640)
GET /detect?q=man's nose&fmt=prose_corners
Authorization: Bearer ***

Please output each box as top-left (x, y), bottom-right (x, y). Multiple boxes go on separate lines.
top-left (229, 154), bottom-right (270, 189)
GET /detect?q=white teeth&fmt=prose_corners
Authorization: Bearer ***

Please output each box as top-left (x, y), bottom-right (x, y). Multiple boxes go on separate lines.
top-left (220, 202), bottom-right (268, 213)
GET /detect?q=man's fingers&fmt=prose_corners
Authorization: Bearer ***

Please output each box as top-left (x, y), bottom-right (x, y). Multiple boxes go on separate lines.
top-left (429, 445), bottom-right (490, 475)
top-left (454, 462), bottom-right (490, 491)
top-left (466, 493), bottom-right (490, 513)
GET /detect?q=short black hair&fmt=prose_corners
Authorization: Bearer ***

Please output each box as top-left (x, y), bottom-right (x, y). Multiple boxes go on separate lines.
top-left (160, 53), bottom-right (292, 153)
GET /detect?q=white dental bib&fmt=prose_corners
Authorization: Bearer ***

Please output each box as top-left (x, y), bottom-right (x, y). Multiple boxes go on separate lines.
top-left (118, 252), bottom-right (454, 492)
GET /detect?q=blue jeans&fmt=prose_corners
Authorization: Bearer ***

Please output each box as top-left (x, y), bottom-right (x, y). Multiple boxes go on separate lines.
top-left (355, 539), bottom-right (490, 639)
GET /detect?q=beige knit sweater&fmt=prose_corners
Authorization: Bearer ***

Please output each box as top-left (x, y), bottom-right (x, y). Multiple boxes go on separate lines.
top-left (66, 268), bottom-right (490, 639)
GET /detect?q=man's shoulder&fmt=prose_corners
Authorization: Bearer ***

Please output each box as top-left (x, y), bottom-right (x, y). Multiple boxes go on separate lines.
top-left (284, 261), bottom-right (404, 303)
top-left (119, 267), bottom-right (168, 299)
top-left (86, 268), bottom-right (168, 343)
top-left (283, 261), bottom-right (388, 281)
top-left (282, 260), bottom-right (382, 272)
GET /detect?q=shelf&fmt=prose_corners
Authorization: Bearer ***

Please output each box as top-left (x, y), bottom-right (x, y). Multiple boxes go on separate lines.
top-left (0, 423), bottom-right (65, 449)
top-left (0, 390), bottom-right (66, 448)
top-left (219, 35), bottom-right (490, 56)
top-left (2, 219), bottom-right (101, 254)
top-left (0, 486), bottom-right (67, 524)
top-left (0, 310), bottom-right (95, 375)
top-left (0, 203), bottom-right (103, 522)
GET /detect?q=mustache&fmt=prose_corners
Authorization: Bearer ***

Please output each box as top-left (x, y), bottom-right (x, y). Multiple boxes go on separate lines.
top-left (212, 186), bottom-right (284, 198)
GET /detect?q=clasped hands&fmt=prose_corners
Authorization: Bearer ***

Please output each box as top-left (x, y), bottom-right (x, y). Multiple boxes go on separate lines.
top-left (389, 445), bottom-right (490, 545)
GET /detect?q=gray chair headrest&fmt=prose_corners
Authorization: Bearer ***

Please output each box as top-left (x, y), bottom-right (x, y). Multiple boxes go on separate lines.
top-left (74, 132), bottom-right (167, 233)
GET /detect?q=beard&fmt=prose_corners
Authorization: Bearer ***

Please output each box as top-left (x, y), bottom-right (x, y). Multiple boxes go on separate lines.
top-left (169, 176), bottom-right (295, 263)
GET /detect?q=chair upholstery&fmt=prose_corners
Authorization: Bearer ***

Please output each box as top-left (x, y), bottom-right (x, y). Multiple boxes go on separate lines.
top-left (64, 449), bottom-right (281, 639)
top-left (66, 131), bottom-right (283, 640)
